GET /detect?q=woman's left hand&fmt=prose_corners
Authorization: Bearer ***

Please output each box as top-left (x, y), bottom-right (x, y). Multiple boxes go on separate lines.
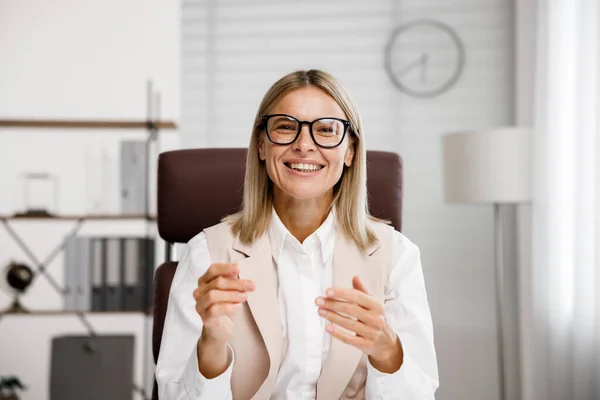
top-left (315, 276), bottom-right (404, 373)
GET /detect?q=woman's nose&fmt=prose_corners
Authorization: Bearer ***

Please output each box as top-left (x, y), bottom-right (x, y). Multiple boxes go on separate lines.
top-left (292, 125), bottom-right (316, 152)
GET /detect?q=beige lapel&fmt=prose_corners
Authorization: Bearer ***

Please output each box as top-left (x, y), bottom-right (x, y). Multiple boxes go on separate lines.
top-left (316, 227), bottom-right (381, 400)
top-left (233, 234), bottom-right (283, 399)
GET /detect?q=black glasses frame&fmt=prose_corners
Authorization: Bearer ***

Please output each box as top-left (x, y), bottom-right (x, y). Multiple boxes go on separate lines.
top-left (262, 114), bottom-right (351, 149)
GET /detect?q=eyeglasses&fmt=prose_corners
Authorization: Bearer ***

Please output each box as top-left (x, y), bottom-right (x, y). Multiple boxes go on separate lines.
top-left (262, 114), bottom-right (351, 149)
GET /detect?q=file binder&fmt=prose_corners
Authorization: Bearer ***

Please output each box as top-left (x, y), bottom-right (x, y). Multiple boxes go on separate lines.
top-left (105, 238), bottom-right (121, 311)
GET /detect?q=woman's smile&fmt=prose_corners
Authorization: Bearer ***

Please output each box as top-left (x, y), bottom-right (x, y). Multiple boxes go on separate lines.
top-left (283, 160), bottom-right (326, 176)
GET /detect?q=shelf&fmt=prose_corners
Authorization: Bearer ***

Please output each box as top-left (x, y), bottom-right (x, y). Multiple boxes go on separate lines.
top-left (0, 310), bottom-right (152, 316)
top-left (0, 119), bottom-right (177, 130)
top-left (0, 214), bottom-right (156, 221)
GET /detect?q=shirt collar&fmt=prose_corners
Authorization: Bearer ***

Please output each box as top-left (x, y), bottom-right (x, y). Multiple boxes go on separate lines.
top-left (269, 207), bottom-right (336, 265)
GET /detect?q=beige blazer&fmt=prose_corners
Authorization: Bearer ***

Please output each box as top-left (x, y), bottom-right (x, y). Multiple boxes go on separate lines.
top-left (204, 220), bottom-right (394, 400)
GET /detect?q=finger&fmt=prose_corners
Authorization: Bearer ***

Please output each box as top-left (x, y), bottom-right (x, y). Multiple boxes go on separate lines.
top-left (318, 307), bottom-right (378, 340)
top-left (201, 302), bottom-right (242, 319)
top-left (196, 289), bottom-right (248, 310)
top-left (324, 286), bottom-right (382, 312)
top-left (194, 277), bottom-right (255, 301)
top-left (352, 276), bottom-right (370, 294)
top-left (199, 263), bottom-right (239, 284)
top-left (206, 275), bottom-right (255, 293)
top-left (316, 297), bottom-right (381, 327)
top-left (326, 323), bottom-right (369, 351)
top-left (198, 263), bottom-right (240, 285)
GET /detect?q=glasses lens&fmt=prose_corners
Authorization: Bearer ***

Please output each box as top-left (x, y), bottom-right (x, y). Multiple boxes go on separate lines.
top-left (267, 116), bottom-right (299, 144)
top-left (313, 119), bottom-right (345, 147)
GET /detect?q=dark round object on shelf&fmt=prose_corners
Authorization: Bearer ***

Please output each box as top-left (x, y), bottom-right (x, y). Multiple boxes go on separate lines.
top-left (6, 262), bottom-right (34, 292)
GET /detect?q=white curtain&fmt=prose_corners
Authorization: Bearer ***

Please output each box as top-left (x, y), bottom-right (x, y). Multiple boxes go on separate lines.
top-left (525, 0), bottom-right (600, 399)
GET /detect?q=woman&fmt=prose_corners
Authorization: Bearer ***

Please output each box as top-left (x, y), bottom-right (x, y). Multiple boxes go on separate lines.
top-left (156, 70), bottom-right (438, 399)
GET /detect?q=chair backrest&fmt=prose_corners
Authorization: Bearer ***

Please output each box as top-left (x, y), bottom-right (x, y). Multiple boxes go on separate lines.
top-left (152, 148), bottom-right (403, 397)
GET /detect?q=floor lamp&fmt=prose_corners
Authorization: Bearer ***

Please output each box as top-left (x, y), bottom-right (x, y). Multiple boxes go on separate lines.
top-left (441, 127), bottom-right (532, 400)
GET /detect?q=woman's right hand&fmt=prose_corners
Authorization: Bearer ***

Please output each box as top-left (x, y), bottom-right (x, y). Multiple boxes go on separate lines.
top-left (194, 263), bottom-right (255, 344)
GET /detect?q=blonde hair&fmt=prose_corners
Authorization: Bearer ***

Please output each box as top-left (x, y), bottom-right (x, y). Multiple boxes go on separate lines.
top-left (224, 69), bottom-right (386, 251)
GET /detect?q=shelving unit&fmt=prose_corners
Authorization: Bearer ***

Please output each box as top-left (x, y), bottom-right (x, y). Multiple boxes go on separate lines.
top-left (0, 112), bottom-right (173, 305)
top-left (0, 119), bottom-right (176, 129)
top-left (0, 86), bottom-right (177, 400)
top-left (1, 310), bottom-right (151, 316)
top-left (0, 214), bottom-right (156, 221)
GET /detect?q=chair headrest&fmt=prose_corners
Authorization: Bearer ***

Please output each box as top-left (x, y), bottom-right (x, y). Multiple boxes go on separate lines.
top-left (157, 148), bottom-right (402, 243)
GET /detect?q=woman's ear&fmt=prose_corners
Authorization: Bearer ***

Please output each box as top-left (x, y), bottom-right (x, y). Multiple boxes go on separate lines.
top-left (344, 140), bottom-right (355, 167)
top-left (258, 135), bottom-right (266, 161)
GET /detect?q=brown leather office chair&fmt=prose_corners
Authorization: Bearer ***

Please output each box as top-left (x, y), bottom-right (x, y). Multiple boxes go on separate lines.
top-left (152, 148), bottom-right (403, 399)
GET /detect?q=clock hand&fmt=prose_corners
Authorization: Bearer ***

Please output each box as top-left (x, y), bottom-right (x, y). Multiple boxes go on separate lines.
top-left (420, 54), bottom-right (429, 84)
top-left (395, 53), bottom-right (428, 82)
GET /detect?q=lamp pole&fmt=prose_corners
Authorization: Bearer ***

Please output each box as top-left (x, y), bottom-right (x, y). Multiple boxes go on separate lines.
top-left (494, 204), bottom-right (506, 400)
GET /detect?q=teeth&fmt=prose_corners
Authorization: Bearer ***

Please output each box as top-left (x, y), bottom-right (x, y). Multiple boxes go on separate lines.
top-left (288, 163), bottom-right (323, 172)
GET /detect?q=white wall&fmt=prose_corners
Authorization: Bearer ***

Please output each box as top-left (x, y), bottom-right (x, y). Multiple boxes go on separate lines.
top-left (182, 1), bottom-right (514, 399)
top-left (0, 1), bottom-right (180, 399)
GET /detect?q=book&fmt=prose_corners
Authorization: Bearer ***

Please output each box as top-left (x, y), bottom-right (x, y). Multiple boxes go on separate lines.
top-left (122, 238), bottom-right (141, 311)
top-left (75, 237), bottom-right (92, 311)
top-left (91, 238), bottom-right (104, 312)
top-left (120, 140), bottom-right (147, 214)
top-left (104, 238), bottom-right (121, 311)
top-left (64, 237), bottom-right (77, 311)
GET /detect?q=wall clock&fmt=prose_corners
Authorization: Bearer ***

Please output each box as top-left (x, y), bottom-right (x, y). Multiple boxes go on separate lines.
top-left (385, 19), bottom-right (465, 98)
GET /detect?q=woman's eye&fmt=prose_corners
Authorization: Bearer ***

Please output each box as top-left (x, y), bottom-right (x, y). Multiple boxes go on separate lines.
top-left (317, 127), bottom-right (334, 134)
top-left (277, 124), bottom-right (295, 131)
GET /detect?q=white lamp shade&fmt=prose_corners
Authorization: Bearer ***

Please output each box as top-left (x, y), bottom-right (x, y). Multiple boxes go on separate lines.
top-left (442, 127), bottom-right (532, 204)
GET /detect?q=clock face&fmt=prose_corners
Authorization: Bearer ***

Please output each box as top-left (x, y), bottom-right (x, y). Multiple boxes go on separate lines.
top-left (385, 19), bottom-right (465, 98)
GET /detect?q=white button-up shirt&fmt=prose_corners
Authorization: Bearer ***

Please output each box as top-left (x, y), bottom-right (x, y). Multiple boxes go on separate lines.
top-left (156, 210), bottom-right (439, 399)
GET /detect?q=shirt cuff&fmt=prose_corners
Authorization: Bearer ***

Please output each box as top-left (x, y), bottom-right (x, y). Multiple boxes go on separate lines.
top-left (182, 342), bottom-right (235, 398)
top-left (366, 333), bottom-right (430, 400)
top-left (366, 351), bottom-right (413, 397)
